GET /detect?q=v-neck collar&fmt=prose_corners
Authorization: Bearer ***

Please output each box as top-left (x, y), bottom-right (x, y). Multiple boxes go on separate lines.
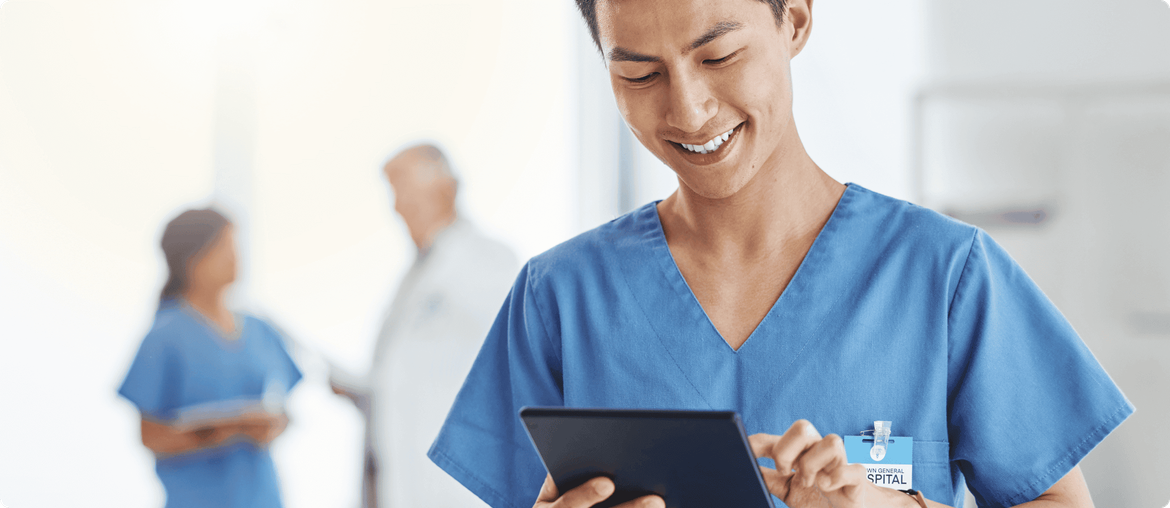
top-left (650, 183), bottom-right (856, 354)
top-left (610, 184), bottom-right (860, 409)
top-left (179, 301), bottom-right (245, 348)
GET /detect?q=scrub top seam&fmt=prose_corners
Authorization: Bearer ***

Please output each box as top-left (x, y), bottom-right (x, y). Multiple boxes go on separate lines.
top-left (525, 262), bottom-right (564, 367)
top-left (120, 336), bottom-right (182, 420)
top-left (179, 302), bottom-right (248, 350)
top-left (946, 229), bottom-right (981, 325)
top-left (762, 182), bottom-right (854, 369)
top-left (618, 272), bottom-right (714, 408)
top-left (428, 447), bottom-right (518, 508)
top-left (622, 203), bottom-right (715, 408)
top-left (945, 229), bottom-right (981, 370)
top-left (1001, 402), bottom-right (1133, 507)
top-left (736, 182), bottom-right (857, 355)
top-left (643, 185), bottom-right (856, 356)
top-left (647, 203), bottom-right (726, 351)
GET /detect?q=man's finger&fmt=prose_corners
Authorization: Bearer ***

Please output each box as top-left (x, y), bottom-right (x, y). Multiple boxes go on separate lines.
top-left (771, 420), bottom-right (823, 474)
top-left (792, 434), bottom-right (846, 488)
top-left (748, 433), bottom-right (782, 459)
top-left (817, 462), bottom-right (867, 493)
top-left (612, 494), bottom-right (665, 508)
top-left (536, 474), bottom-right (560, 503)
top-left (552, 477), bottom-right (615, 508)
top-left (756, 465), bottom-right (791, 499)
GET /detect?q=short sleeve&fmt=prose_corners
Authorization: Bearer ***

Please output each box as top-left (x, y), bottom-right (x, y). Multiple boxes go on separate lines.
top-left (117, 330), bottom-right (181, 421)
top-left (428, 262), bottom-right (564, 508)
top-left (947, 230), bottom-right (1133, 507)
top-left (258, 319), bottom-right (304, 393)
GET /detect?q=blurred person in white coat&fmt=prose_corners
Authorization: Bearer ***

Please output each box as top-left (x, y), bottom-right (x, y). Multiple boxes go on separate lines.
top-left (331, 143), bottom-right (519, 508)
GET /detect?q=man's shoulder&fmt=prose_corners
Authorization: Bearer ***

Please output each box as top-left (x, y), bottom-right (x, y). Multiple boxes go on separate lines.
top-left (845, 184), bottom-right (978, 254)
top-left (526, 203), bottom-right (656, 286)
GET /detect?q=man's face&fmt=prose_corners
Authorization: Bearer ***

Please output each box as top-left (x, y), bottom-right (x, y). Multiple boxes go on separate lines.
top-left (596, 0), bottom-right (804, 200)
top-left (385, 159), bottom-right (429, 237)
top-left (383, 150), bottom-right (455, 248)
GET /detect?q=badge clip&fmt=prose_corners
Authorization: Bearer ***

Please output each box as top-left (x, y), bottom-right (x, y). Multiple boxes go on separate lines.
top-left (863, 420), bottom-right (892, 461)
top-left (848, 421), bottom-right (914, 490)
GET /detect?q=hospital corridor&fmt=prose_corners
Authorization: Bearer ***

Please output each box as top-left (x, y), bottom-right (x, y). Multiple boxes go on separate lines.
top-left (1, 0), bottom-right (1168, 507)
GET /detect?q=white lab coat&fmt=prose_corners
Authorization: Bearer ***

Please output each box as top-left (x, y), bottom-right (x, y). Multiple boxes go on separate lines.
top-left (369, 218), bottom-right (518, 508)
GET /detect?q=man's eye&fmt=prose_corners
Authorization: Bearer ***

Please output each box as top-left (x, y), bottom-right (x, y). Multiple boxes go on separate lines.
top-left (704, 51), bottom-right (738, 65)
top-left (625, 73), bottom-right (657, 84)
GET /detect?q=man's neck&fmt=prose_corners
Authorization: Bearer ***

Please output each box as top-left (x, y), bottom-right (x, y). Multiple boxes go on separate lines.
top-left (414, 211), bottom-right (459, 253)
top-left (658, 141), bottom-right (844, 260)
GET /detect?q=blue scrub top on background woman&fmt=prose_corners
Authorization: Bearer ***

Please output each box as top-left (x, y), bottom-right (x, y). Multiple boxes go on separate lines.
top-left (119, 304), bottom-right (302, 508)
top-left (428, 184), bottom-right (1132, 508)
top-left (118, 208), bottom-right (301, 508)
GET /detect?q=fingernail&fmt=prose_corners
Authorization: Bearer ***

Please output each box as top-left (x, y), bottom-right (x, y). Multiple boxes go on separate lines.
top-left (595, 480), bottom-right (613, 496)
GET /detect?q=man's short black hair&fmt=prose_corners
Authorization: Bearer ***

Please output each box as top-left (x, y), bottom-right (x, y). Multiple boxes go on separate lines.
top-left (575, 0), bottom-right (788, 55)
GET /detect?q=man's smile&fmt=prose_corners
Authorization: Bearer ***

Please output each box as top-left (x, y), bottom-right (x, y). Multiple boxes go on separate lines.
top-left (669, 121), bottom-right (745, 162)
top-left (677, 125), bottom-right (737, 154)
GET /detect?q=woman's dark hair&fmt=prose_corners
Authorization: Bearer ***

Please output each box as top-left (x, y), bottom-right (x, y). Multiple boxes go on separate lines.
top-left (158, 208), bottom-right (232, 307)
top-left (574, 0), bottom-right (788, 55)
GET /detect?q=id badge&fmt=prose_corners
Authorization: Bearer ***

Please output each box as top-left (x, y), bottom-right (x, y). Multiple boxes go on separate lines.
top-left (843, 421), bottom-right (913, 490)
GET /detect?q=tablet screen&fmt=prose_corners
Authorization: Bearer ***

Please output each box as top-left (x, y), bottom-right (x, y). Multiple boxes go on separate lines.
top-left (520, 407), bottom-right (775, 508)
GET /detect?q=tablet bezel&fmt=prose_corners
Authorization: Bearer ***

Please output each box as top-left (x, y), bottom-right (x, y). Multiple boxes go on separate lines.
top-left (519, 407), bottom-right (776, 508)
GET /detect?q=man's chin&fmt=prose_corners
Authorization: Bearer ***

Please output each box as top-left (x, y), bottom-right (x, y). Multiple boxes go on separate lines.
top-left (674, 171), bottom-right (758, 201)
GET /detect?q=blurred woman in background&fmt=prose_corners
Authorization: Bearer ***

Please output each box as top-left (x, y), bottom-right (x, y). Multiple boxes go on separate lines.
top-left (118, 208), bottom-right (301, 508)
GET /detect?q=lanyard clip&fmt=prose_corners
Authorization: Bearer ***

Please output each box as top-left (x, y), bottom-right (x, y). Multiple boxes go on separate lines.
top-left (862, 420), bottom-right (892, 461)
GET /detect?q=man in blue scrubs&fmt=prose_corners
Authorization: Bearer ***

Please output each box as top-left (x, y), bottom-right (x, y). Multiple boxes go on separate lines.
top-left (428, 1), bottom-right (1133, 507)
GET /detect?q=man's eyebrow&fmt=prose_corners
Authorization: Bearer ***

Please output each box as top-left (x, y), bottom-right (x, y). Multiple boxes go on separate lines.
top-left (690, 21), bottom-right (743, 50)
top-left (606, 20), bottom-right (744, 63)
top-left (608, 46), bottom-right (661, 63)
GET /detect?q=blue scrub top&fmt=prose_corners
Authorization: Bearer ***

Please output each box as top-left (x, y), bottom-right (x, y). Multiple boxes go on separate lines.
top-left (428, 184), bottom-right (1133, 508)
top-left (118, 304), bottom-right (302, 508)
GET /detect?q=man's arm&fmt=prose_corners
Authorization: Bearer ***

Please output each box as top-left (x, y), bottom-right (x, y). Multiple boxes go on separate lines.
top-left (1011, 467), bottom-right (1093, 508)
top-left (906, 466), bottom-right (1091, 508)
top-left (749, 421), bottom-right (1095, 508)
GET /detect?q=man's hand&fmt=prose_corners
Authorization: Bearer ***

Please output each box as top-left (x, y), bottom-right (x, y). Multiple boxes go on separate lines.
top-left (749, 420), bottom-right (916, 508)
top-left (330, 378), bottom-right (371, 414)
top-left (533, 474), bottom-right (664, 508)
top-left (330, 379), bottom-right (351, 397)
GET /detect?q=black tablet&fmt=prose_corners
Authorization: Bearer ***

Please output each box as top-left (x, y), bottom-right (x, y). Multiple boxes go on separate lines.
top-left (519, 407), bottom-right (775, 508)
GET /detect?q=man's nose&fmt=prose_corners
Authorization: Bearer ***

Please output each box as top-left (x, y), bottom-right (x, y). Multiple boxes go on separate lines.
top-left (664, 72), bottom-right (717, 134)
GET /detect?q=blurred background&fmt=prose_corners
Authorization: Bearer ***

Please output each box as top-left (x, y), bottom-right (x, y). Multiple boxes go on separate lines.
top-left (0, 0), bottom-right (1167, 507)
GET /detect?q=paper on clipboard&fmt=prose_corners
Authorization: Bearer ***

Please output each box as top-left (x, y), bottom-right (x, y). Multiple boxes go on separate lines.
top-left (170, 398), bottom-right (283, 431)
top-left (170, 378), bottom-right (290, 431)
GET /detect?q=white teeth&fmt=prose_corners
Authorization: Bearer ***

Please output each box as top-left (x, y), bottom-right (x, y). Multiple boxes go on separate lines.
top-left (679, 126), bottom-right (737, 155)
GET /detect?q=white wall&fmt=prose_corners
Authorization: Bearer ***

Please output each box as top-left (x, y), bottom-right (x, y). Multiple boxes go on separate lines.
top-left (920, 1), bottom-right (1170, 506)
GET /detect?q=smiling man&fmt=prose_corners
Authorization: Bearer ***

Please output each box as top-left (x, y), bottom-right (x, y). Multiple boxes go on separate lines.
top-left (427, 1), bottom-right (1132, 508)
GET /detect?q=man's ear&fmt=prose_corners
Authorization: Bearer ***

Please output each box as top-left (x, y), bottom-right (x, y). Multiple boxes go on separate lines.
top-left (439, 177), bottom-right (459, 210)
top-left (787, 0), bottom-right (813, 58)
